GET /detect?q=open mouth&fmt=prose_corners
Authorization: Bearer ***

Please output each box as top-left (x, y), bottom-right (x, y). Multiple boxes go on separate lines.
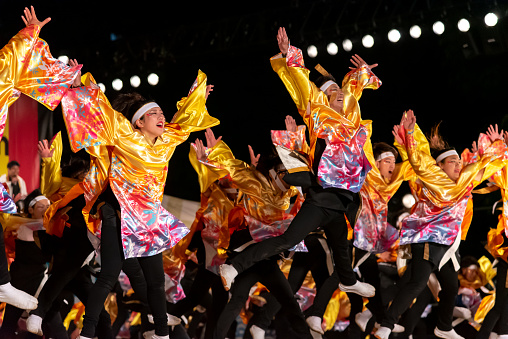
top-left (156, 122), bottom-right (164, 128)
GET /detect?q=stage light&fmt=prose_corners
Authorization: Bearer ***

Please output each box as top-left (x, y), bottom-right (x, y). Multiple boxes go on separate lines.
top-left (433, 21), bottom-right (445, 35)
top-left (307, 45), bottom-right (318, 58)
top-left (147, 73), bottom-right (159, 86)
top-left (342, 39), bottom-right (353, 52)
top-left (458, 19), bottom-right (470, 32)
top-left (98, 83), bottom-right (106, 93)
top-left (130, 75), bottom-right (141, 88)
top-left (327, 42), bottom-right (338, 55)
top-left (402, 194), bottom-right (416, 208)
top-left (58, 55), bottom-right (69, 64)
top-left (112, 79), bottom-right (123, 91)
top-left (388, 29), bottom-right (401, 43)
top-left (362, 35), bottom-right (374, 48)
top-left (409, 25), bottom-right (422, 39)
top-left (485, 13), bottom-right (498, 27)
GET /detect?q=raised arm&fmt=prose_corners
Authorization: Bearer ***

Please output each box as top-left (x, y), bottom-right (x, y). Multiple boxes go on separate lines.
top-left (39, 132), bottom-right (63, 198)
top-left (271, 115), bottom-right (310, 154)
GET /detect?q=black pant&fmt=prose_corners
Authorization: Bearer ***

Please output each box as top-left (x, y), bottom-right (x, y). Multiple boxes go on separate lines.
top-left (250, 233), bottom-right (333, 330)
top-left (213, 258), bottom-right (312, 339)
top-left (380, 243), bottom-right (458, 332)
top-left (81, 202), bottom-right (168, 337)
top-left (477, 259), bottom-right (508, 338)
top-left (230, 201), bottom-right (356, 286)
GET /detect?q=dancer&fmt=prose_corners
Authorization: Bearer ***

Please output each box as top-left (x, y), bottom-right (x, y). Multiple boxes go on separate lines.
top-left (375, 111), bottom-right (508, 339)
top-left (60, 67), bottom-right (218, 339)
top-left (0, 4), bottom-right (81, 313)
top-left (194, 129), bottom-right (312, 338)
top-left (219, 27), bottom-right (379, 299)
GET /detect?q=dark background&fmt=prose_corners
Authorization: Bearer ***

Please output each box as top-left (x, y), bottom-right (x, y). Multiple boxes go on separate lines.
top-left (1, 0), bottom-right (508, 258)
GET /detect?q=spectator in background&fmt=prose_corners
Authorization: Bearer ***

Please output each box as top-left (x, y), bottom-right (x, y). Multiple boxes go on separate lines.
top-left (0, 160), bottom-right (28, 211)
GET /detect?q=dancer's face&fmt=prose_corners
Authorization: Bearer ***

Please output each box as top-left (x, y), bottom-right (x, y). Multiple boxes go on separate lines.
top-left (30, 199), bottom-right (50, 219)
top-left (438, 155), bottom-right (462, 182)
top-left (461, 265), bottom-right (479, 282)
top-left (376, 155), bottom-right (396, 183)
top-left (136, 107), bottom-right (166, 142)
top-left (328, 87), bottom-right (344, 114)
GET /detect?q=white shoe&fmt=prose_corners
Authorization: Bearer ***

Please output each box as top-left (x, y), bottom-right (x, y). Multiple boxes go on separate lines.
top-left (489, 333), bottom-right (499, 339)
top-left (393, 324), bottom-right (405, 333)
top-left (374, 326), bottom-right (391, 339)
top-left (339, 281), bottom-right (376, 297)
top-left (355, 309), bottom-right (372, 332)
top-left (309, 328), bottom-right (323, 339)
top-left (219, 264), bottom-right (238, 291)
top-left (26, 314), bottom-right (43, 336)
top-left (143, 330), bottom-right (155, 339)
top-left (78, 336), bottom-right (93, 339)
top-left (496, 335), bottom-right (508, 339)
top-left (453, 306), bottom-right (472, 319)
top-left (147, 313), bottom-right (181, 326)
top-left (306, 316), bottom-right (324, 335)
top-left (0, 282), bottom-right (38, 310)
top-left (250, 325), bottom-right (265, 339)
top-left (434, 327), bottom-right (465, 339)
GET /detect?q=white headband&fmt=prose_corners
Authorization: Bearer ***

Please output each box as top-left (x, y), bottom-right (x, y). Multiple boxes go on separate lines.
top-left (131, 102), bottom-right (160, 126)
top-left (29, 195), bottom-right (49, 208)
top-left (320, 80), bottom-right (337, 92)
top-left (436, 150), bottom-right (458, 164)
top-left (376, 152), bottom-right (395, 161)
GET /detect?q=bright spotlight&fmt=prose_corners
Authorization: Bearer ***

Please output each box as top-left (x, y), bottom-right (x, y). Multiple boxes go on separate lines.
top-left (147, 73), bottom-right (159, 86)
top-left (112, 79), bottom-right (123, 91)
top-left (409, 25), bottom-right (422, 39)
top-left (402, 194), bottom-right (416, 208)
top-left (327, 42), bottom-right (338, 55)
top-left (130, 75), bottom-right (141, 88)
top-left (433, 21), bottom-right (445, 35)
top-left (98, 83), bottom-right (106, 93)
top-left (485, 13), bottom-right (498, 27)
top-left (457, 18), bottom-right (470, 32)
top-left (362, 35), bottom-right (374, 48)
top-left (58, 55), bottom-right (69, 64)
top-left (342, 39), bottom-right (353, 52)
top-left (307, 45), bottom-right (318, 58)
top-left (388, 29), bottom-right (401, 43)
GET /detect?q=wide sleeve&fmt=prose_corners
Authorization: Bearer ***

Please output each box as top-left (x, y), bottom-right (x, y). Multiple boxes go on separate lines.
top-left (61, 73), bottom-right (132, 152)
top-left (189, 142), bottom-right (231, 193)
top-left (40, 132), bottom-right (63, 198)
top-left (172, 70), bottom-right (220, 134)
top-left (0, 25), bottom-right (81, 138)
top-left (271, 125), bottom-right (310, 154)
top-left (270, 45), bottom-right (312, 114)
top-left (341, 64), bottom-right (382, 102)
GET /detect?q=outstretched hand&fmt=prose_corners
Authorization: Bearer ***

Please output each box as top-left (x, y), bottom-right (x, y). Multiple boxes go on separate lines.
top-left (277, 27), bottom-right (290, 56)
top-left (68, 59), bottom-right (82, 87)
top-left (194, 138), bottom-right (207, 162)
top-left (392, 124), bottom-right (404, 145)
top-left (38, 140), bottom-right (54, 158)
top-left (204, 128), bottom-right (222, 149)
top-left (248, 145), bottom-right (260, 167)
top-left (205, 85), bottom-right (214, 100)
top-left (21, 6), bottom-right (51, 29)
top-left (285, 115), bottom-right (297, 132)
top-left (486, 124), bottom-right (504, 143)
top-left (349, 54), bottom-right (378, 70)
top-left (470, 141), bottom-right (478, 154)
top-left (401, 110), bottom-right (416, 132)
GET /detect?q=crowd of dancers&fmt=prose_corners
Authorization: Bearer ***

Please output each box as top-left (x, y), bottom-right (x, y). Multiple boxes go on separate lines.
top-left (1, 6), bottom-right (508, 339)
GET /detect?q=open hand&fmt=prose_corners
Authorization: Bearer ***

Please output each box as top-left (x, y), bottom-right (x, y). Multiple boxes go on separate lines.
top-left (205, 85), bottom-right (214, 100)
top-left (277, 27), bottom-right (290, 56)
top-left (486, 124), bottom-right (504, 143)
top-left (194, 138), bottom-right (207, 162)
top-left (401, 110), bottom-right (416, 132)
top-left (38, 140), bottom-right (54, 158)
top-left (285, 115), bottom-right (297, 132)
top-left (204, 128), bottom-right (222, 149)
top-left (349, 54), bottom-right (378, 70)
top-left (248, 145), bottom-right (260, 167)
top-left (392, 124), bottom-right (404, 145)
top-left (21, 6), bottom-right (51, 29)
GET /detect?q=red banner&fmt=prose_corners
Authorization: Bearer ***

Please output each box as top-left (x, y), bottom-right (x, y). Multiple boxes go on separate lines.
top-left (7, 95), bottom-right (39, 194)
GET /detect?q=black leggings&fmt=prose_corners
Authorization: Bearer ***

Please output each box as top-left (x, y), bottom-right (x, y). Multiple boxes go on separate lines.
top-left (81, 202), bottom-right (168, 337)
top-left (380, 243), bottom-right (458, 332)
top-left (476, 259), bottom-right (508, 338)
top-left (213, 258), bottom-right (312, 339)
top-left (230, 201), bottom-right (356, 286)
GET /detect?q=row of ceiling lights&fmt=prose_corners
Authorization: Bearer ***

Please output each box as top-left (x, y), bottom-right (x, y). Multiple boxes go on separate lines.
top-left (307, 12), bottom-right (500, 57)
